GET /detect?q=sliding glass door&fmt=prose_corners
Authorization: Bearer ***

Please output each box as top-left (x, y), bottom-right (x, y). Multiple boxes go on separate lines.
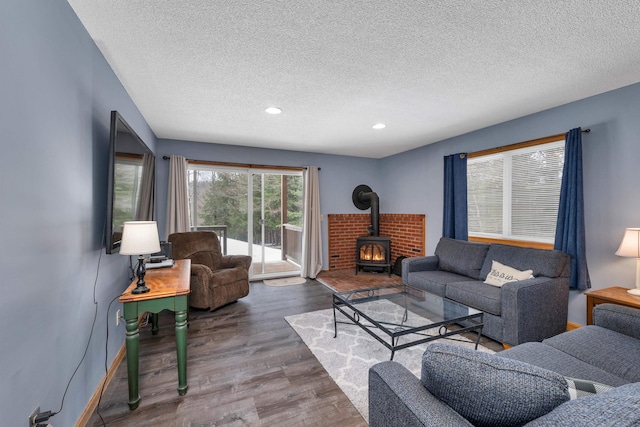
top-left (187, 165), bottom-right (303, 280)
top-left (250, 171), bottom-right (303, 278)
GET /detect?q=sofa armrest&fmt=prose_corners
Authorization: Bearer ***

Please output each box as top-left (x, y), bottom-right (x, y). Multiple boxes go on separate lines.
top-left (500, 276), bottom-right (569, 345)
top-left (219, 254), bottom-right (252, 270)
top-left (369, 361), bottom-right (472, 427)
top-left (402, 256), bottom-right (439, 282)
top-left (593, 303), bottom-right (640, 340)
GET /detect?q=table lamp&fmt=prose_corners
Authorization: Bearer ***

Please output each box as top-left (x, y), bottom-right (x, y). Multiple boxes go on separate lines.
top-left (120, 221), bottom-right (161, 294)
top-left (615, 228), bottom-right (640, 296)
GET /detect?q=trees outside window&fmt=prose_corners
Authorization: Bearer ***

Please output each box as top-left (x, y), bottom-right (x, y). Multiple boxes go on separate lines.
top-left (187, 166), bottom-right (302, 249)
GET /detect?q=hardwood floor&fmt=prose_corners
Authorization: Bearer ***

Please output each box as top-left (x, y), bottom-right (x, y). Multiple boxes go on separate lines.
top-left (87, 278), bottom-right (503, 426)
top-left (87, 280), bottom-right (367, 427)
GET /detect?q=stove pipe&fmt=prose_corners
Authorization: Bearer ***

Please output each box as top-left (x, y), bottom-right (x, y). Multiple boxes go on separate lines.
top-left (352, 185), bottom-right (380, 236)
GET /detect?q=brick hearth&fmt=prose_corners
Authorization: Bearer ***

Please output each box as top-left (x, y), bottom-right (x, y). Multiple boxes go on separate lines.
top-left (327, 213), bottom-right (425, 271)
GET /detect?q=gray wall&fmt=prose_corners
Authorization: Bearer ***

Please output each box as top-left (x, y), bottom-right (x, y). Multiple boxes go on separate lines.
top-left (381, 82), bottom-right (640, 325)
top-left (0, 1), bottom-right (157, 426)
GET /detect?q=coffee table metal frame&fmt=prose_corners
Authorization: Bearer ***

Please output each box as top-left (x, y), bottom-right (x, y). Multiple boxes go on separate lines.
top-left (332, 284), bottom-right (483, 360)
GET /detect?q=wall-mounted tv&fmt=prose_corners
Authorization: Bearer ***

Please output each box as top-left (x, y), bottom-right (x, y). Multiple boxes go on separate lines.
top-left (105, 111), bottom-right (155, 254)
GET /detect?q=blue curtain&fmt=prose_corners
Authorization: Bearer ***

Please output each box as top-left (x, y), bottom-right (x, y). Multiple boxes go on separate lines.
top-left (443, 153), bottom-right (468, 240)
top-left (554, 128), bottom-right (591, 290)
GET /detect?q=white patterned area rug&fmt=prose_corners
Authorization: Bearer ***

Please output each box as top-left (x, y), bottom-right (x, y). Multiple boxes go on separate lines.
top-left (285, 300), bottom-right (494, 423)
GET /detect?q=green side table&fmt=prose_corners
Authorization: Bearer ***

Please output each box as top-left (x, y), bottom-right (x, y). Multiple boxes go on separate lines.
top-left (119, 259), bottom-right (191, 410)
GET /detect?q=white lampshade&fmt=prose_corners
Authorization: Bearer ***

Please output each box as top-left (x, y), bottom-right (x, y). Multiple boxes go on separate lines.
top-left (615, 228), bottom-right (640, 258)
top-left (120, 221), bottom-right (161, 255)
top-left (615, 228), bottom-right (640, 295)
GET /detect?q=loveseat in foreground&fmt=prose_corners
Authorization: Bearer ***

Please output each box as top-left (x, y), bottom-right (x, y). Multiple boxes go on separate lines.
top-left (369, 304), bottom-right (640, 426)
top-left (402, 238), bottom-right (570, 346)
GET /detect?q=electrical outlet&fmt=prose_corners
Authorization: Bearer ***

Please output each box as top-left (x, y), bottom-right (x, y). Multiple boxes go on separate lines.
top-left (116, 309), bottom-right (121, 326)
top-left (28, 405), bottom-right (39, 426)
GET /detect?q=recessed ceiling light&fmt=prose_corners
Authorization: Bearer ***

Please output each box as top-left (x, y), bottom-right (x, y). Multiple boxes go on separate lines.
top-left (265, 107), bottom-right (282, 115)
top-left (372, 123), bottom-right (386, 130)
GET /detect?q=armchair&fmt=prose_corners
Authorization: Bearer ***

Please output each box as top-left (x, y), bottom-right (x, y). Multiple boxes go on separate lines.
top-left (168, 231), bottom-right (252, 311)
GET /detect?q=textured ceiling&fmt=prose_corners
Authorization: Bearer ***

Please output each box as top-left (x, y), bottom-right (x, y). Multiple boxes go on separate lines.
top-left (67, 1), bottom-right (640, 158)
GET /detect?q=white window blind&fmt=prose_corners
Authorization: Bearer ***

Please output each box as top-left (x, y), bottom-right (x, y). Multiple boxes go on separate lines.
top-left (467, 140), bottom-right (564, 243)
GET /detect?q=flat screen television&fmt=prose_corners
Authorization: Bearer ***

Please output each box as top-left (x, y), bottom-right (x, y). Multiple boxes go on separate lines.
top-left (105, 111), bottom-right (155, 254)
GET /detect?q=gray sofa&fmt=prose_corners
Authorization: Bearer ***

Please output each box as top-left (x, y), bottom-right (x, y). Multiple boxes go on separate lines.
top-left (369, 303), bottom-right (640, 426)
top-left (402, 237), bottom-right (570, 346)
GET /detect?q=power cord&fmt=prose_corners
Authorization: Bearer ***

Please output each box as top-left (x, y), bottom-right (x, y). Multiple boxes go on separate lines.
top-left (139, 312), bottom-right (150, 327)
top-left (42, 241), bottom-right (104, 423)
top-left (127, 254), bottom-right (136, 282)
top-left (33, 218), bottom-right (108, 425)
top-left (95, 293), bottom-right (121, 426)
top-left (95, 254), bottom-right (146, 425)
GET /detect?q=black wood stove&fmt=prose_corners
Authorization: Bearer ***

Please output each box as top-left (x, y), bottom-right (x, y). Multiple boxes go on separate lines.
top-left (353, 185), bottom-right (392, 276)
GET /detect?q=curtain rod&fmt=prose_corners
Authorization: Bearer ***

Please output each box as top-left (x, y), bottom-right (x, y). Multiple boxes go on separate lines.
top-left (467, 128), bottom-right (590, 158)
top-left (553, 128), bottom-right (591, 137)
top-left (161, 156), bottom-right (319, 171)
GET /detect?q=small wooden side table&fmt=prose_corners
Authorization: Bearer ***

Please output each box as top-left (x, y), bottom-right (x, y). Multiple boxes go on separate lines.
top-left (584, 286), bottom-right (640, 325)
top-left (119, 259), bottom-right (191, 410)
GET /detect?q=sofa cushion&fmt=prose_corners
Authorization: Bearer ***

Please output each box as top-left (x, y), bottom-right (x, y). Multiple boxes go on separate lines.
top-left (406, 270), bottom-right (471, 297)
top-left (421, 343), bottom-right (569, 426)
top-left (499, 342), bottom-right (629, 387)
top-left (524, 382), bottom-right (640, 427)
top-left (479, 244), bottom-right (568, 280)
top-left (434, 238), bottom-right (490, 280)
top-left (446, 281), bottom-right (502, 316)
top-left (484, 260), bottom-right (533, 287)
top-left (543, 325), bottom-right (640, 383)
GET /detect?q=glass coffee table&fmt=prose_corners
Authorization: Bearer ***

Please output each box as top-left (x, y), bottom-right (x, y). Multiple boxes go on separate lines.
top-left (333, 284), bottom-right (483, 360)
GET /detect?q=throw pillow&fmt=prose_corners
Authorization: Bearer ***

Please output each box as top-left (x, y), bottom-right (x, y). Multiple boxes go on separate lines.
top-left (421, 343), bottom-right (569, 426)
top-left (565, 377), bottom-right (614, 399)
top-left (484, 260), bottom-right (533, 287)
top-left (434, 238), bottom-right (490, 280)
top-left (526, 383), bottom-right (640, 427)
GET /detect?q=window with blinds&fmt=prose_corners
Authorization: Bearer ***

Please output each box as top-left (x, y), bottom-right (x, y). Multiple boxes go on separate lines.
top-left (467, 139), bottom-right (564, 244)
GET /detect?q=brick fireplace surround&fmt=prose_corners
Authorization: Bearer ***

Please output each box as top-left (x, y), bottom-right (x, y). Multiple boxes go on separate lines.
top-left (327, 213), bottom-right (425, 271)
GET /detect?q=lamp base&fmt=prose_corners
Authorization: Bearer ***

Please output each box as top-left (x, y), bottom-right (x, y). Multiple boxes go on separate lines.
top-left (627, 288), bottom-right (640, 296)
top-left (131, 285), bottom-right (150, 294)
top-left (131, 255), bottom-right (149, 294)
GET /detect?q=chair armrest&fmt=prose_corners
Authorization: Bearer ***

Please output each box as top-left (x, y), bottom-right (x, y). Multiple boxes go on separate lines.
top-left (219, 254), bottom-right (252, 270)
top-left (593, 303), bottom-right (640, 340)
top-left (187, 263), bottom-right (214, 309)
top-left (402, 256), bottom-right (439, 282)
top-left (500, 276), bottom-right (569, 345)
top-left (190, 263), bottom-right (213, 282)
top-left (369, 361), bottom-right (472, 427)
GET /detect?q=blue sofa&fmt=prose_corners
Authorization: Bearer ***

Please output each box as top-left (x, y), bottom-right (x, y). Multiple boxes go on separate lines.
top-left (402, 237), bottom-right (570, 346)
top-left (369, 304), bottom-right (640, 426)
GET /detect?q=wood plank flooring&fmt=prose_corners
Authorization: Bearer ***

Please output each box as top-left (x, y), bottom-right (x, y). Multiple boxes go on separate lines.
top-left (87, 280), bottom-right (367, 427)
top-left (87, 278), bottom-right (503, 426)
